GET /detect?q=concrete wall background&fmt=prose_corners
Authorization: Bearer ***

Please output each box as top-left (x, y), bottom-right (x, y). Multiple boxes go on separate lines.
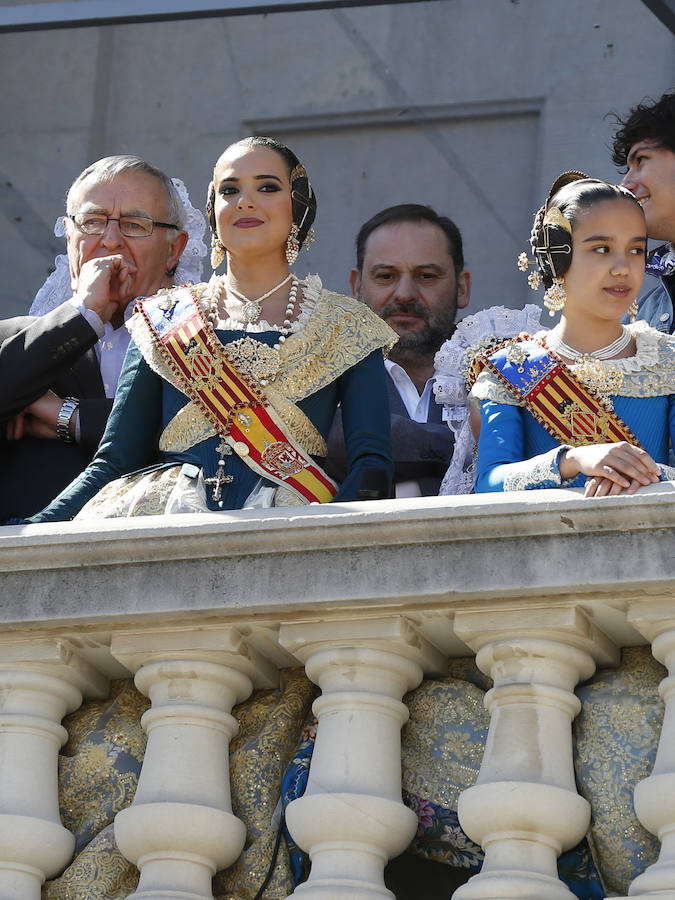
top-left (0, 0), bottom-right (673, 319)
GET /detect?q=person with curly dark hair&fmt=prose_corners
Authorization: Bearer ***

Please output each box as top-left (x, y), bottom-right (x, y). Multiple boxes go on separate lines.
top-left (612, 91), bottom-right (675, 333)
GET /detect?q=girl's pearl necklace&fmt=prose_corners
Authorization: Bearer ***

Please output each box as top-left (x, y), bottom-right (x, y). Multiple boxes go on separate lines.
top-left (202, 274), bottom-right (300, 346)
top-left (546, 325), bottom-right (632, 360)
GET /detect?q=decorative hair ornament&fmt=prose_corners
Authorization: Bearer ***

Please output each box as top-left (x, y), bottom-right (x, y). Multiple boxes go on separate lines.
top-left (534, 206), bottom-right (573, 282)
top-left (210, 233), bottom-right (225, 270)
top-left (286, 223), bottom-right (300, 265)
top-left (542, 206), bottom-right (572, 234)
top-left (517, 252), bottom-right (542, 290)
top-left (290, 163), bottom-right (308, 182)
top-left (289, 160), bottom-right (317, 250)
top-left (516, 170), bottom-right (588, 315)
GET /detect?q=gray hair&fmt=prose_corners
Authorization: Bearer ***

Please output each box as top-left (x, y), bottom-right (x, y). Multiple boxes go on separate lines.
top-left (66, 155), bottom-right (186, 230)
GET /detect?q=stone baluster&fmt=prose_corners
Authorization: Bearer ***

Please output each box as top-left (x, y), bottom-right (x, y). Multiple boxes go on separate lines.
top-left (453, 606), bottom-right (617, 900)
top-left (617, 603), bottom-right (675, 899)
top-left (111, 627), bottom-right (277, 900)
top-left (279, 616), bottom-right (446, 900)
top-left (0, 638), bottom-right (108, 900)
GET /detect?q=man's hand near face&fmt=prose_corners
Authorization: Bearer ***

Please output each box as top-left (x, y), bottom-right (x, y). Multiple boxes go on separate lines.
top-left (4, 255), bottom-right (139, 442)
top-left (74, 254), bottom-right (138, 326)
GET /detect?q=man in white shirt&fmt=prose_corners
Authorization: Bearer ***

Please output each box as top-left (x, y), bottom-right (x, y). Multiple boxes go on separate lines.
top-left (327, 204), bottom-right (471, 497)
top-left (1, 155), bottom-right (189, 520)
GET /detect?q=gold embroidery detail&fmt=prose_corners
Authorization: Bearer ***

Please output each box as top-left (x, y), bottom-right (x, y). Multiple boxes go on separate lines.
top-left (45, 672), bottom-right (317, 900)
top-left (158, 402), bottom-right (218, 450)
top-left (470, 326), bottom-right (675, 405)
top-left (134, 284), bottom-right (389, 457)
top-left (272, 290), bottom-right (397, 401)
top-left (566, 402), bottom-right (611, 443)
top-left (261, 440), bottom-right (308, 477)
top-left (573, 357), bottom-right (625, 395)
top-left (185, 339), bottom-right (223, 389)
top-left (574, 647), bottom-right (663, 894)
top-left (224, 335), bottom-right (281, 385)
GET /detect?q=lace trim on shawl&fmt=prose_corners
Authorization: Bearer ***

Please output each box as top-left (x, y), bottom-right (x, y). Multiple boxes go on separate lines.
top-left (502, 446), bottom-right (567, 491)
top-left (471, 322), bottom-right (675, 406)
top-left (127, 278), bottom-right (396, 454)
top-left (660, 464), bottom-right (675, 482)
top-left (434, 304), bottom-right (546, 494)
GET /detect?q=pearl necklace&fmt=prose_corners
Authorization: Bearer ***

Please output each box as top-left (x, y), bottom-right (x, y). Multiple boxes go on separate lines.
top-left (272, 276), bottom-right (299, 350)
top-left (229, 273), bottom-right (292, 324)
top-left (546, 326), bottom-right (632, 360)
top-left (201, 273), bottom-right (299, 330)
top-left (201, 273), bottom-right (300, 343)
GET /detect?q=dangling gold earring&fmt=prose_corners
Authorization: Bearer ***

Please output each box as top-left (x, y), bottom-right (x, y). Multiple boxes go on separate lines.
top-left (304, 226), bottom-right (315, 251)
top-left (627, 298), bottom-right (639, 323)
top-left (543, 277), bottom-right (567, 316)
top-left (211, 233), bottom-right (225, 270)
top-left (286, 223), bottom-right (300, 265)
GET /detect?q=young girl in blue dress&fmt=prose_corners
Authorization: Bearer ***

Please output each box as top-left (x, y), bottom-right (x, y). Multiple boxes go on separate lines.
top-left (471, 172), bottom-right (675, 496)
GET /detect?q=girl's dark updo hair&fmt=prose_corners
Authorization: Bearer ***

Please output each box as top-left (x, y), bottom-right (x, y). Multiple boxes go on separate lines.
top-left (205, 136), bottom-right (317, 247)
top-left (530, 172), bottom-right (643, 288)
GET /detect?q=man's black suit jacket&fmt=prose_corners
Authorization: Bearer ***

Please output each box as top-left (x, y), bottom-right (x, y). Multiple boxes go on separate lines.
top-left (0, 304), bottom-right (113, 520)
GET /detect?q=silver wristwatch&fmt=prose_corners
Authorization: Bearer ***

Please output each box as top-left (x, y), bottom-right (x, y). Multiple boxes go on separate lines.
top-left (56, 397), bottom-right (79, 444)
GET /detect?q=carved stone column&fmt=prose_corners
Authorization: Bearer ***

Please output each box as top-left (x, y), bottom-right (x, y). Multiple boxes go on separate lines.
top-left (453, 606), bottom-right (617, 900)
top-left (111, 627), bottom-right (277, 900)
top-left (279, 616), bottom-right (446, 900)
top-left (0, 638), bottom-right (108, 900)
top-left (617, 603), bottom-right (675, 899)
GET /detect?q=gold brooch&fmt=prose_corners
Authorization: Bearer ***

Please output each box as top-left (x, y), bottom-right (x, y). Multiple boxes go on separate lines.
top-left (224, 337), bottom-right (281, 386)
top-left (574, 357), bottom-right (624, 395)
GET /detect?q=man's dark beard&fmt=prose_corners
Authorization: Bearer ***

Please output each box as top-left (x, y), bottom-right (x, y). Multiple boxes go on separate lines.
top-left (376, 296), bottom-right (458, 361)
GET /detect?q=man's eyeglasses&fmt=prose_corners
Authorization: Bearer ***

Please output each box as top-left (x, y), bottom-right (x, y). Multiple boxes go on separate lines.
top-left (69, 213), bottom-right (178, 238)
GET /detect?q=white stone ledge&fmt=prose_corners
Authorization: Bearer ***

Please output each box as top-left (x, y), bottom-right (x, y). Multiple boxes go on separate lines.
top-left (6, 482), bottom-right (675, 567)
top-left (1, 488), bottom-right (674, 641)
top-left (0, 487), bottom-right (673, 899)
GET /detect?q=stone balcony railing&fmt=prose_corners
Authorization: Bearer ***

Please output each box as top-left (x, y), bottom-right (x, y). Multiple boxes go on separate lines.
top-left (2, 484), bottom-right (675, 900)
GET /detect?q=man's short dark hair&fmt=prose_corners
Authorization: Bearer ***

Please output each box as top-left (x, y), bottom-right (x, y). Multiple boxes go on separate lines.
top-left (611, 91), bottom-right (675, 168)
top-left (355, 204), bottom-right (464, 274)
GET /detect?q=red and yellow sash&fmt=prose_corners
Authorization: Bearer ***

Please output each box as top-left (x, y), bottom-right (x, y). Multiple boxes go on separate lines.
top-left (138, 292), bottom-right (338, 504)
top-left (469, 335), bottom-right (641, 448)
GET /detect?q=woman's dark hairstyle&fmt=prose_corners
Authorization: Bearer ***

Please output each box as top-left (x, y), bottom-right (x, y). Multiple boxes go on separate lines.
top-left (355, 204), bottom-right (464, 275)
top-left (205, 136), bottom-right (317, 246)
top-left (530, 173), bottom-right (643, 287)
top-left (611, 91), bottom-right (675, 168)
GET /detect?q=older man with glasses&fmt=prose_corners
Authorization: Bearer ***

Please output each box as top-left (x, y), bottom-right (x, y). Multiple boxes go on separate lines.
top-left (0, 155), bottom-right (194, 521)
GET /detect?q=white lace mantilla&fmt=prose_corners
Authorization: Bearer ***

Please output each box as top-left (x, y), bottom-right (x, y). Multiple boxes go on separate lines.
top-left (471, 321), bottom-right (675, 406)
top-left (433, 304), bottom-right (546, 495)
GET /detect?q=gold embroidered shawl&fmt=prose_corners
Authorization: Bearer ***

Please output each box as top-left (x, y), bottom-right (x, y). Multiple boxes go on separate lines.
top-left (127, 280), bottom-right (397, 456)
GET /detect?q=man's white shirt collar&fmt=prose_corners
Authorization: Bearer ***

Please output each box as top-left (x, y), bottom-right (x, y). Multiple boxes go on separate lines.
top-left (384, 358), bottom-right (434, 423)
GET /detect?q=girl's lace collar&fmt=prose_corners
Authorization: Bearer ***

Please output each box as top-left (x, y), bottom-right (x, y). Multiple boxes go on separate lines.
top-left (539, 320), bottom-right (665, 373)
top-left (212, 273), bottom-right (322, 333)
